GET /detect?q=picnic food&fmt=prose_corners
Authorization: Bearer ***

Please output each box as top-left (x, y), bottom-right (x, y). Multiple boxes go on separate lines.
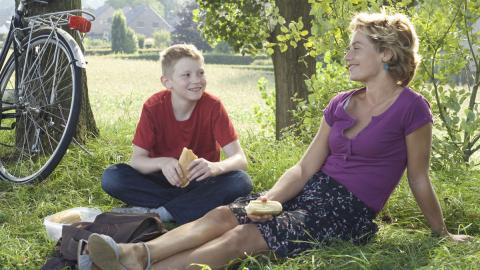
top-left (178, 147), bottom-right (198, 188)
top-left (50, 210), bottom-right (81, 224)
top-left (245, 200), bottom-right (283, 216)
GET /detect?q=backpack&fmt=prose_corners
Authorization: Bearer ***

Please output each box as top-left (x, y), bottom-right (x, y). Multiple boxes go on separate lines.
top-left (42, 212), bottom-right (167, 270)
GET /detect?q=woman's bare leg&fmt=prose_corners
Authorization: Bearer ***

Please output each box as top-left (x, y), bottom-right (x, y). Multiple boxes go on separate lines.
top-left (115, 206), bottom-right (239, 269)
top-left (152, 223), bottom-right (269, 270)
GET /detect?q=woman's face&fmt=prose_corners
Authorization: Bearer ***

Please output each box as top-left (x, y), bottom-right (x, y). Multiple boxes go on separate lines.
top-left (344, 31), bottom-right (385, 83)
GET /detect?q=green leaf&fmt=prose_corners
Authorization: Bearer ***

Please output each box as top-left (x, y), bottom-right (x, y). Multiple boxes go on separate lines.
top-left (300, 30), bottom-right (309, 36)
top-left (280, 25), bottom-right (289, 33)
top-left (289, 21), bottom-right (297, 31)
top-left (297, 18), bottom-right (304, 30)
top-left (192, 8), bottom-right (199, 22)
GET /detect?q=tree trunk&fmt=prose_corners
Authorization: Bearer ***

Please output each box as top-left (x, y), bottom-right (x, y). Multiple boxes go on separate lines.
top-left (22, 0), bottom-right (99, 143)
top-left (273, 0), bottom-right (316, 139)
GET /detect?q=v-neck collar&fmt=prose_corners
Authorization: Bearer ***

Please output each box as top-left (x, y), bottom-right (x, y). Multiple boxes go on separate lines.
top-left (340, 87), bottom-right (407, 140)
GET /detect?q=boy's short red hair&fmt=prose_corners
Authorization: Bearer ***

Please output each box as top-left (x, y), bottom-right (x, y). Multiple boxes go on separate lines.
top-left (160, 44), bottom-right (204, 76)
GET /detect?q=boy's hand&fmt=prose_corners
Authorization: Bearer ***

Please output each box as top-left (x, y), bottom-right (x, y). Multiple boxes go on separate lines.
top-left (160, 158), bottom-right (184, 187)
top-left (188, 158), bottom-right (220, 181)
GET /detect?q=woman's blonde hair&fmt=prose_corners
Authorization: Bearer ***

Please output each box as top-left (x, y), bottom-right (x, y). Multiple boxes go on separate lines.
top-left (160, 44), bottom-right (204, 76)
top-left (350, 12), bottom-right (420, 86)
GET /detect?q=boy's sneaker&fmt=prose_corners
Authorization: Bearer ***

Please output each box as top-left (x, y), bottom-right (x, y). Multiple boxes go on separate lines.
top-left (111, 206), bottom-right (154, 215)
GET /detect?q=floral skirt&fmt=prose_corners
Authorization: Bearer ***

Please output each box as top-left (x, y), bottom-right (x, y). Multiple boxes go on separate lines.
top-left (228, 171), bottom-right (378, 257)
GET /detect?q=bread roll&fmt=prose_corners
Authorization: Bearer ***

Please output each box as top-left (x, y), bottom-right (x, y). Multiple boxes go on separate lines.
top-left (178, 147), bottom-right (198, 188)
top-left (50, 210), bottom-right (81, 224)
top-left (245, 200), bottom-right (283, 216)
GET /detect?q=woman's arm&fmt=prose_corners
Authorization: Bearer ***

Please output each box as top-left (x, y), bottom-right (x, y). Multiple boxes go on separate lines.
top-left (264, 118), bottom-right (331, 203)
top-left (188, 140), bottom-right (247, 181)
top-left (406, 123), bottom-right (471, 242)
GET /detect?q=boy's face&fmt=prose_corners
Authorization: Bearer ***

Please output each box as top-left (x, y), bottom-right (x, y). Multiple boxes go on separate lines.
top-left (162, 57), bottom-right (206, 102)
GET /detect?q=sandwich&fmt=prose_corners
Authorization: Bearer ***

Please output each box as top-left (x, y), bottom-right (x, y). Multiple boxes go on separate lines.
top-left (50, 209), bottom-right (82, 224)
top-left (245, 200), bottom-right (283, 216)
top-left (178, 147), bottom-right (198, 188)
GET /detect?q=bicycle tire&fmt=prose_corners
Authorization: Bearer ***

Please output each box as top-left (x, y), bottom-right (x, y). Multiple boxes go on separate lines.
top-left (0, 29), bottom-right (82, 183)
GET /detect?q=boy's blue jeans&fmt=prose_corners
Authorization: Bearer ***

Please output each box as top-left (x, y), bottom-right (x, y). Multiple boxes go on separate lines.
top-left (101, 163), bottom-right (252, 224)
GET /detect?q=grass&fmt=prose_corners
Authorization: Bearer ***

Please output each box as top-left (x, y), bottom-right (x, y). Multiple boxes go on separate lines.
top-left (0, 56), bottom-right (478, 269)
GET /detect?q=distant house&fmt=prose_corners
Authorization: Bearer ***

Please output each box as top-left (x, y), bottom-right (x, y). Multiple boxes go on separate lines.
top-left (89, 4), bottom-right (172, 40)
top-left (126, 4), bottom-right (173, 38)
top-left (89, 5), bottom-right (130, 40)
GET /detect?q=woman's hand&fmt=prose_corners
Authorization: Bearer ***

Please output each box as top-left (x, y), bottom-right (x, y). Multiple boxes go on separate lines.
top-left (188, 158), bottom-right (220, 181)
top-left (247, 196), bottom-right (274, 223)
top-left (445, 233), bottom-right (473, 243)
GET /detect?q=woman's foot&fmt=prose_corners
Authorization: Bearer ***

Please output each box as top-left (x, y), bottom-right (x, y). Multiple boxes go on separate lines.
top-left (117, 243), bottom-right (151, 270)
top-left (88, 233), bottom-right (126, 270)
top-left (87, 233), bottom-right (150, 270)
top-left (77, 238), bottom-right (103, 270)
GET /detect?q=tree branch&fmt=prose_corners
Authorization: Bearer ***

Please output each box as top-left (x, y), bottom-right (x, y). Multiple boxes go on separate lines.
top-left (462, 0), bottom-right (480, 158)
top-left (429, 3), bottom-right (463, 151)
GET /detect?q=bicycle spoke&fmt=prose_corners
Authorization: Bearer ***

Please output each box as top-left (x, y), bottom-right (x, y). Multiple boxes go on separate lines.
top-left (22, 50), bottom-right (71, 102)
top-left (0, 31), bottom-right (80, 182)
top-left (8, 113), bottom-right (59, 176)
top-left (23, 69), bottom-right (72, 109)
top-left (23, 113), bottom-right (59, 152)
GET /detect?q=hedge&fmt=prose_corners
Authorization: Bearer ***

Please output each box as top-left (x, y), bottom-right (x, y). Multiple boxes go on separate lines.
top-left (85, 51), bottom-right (267, 66)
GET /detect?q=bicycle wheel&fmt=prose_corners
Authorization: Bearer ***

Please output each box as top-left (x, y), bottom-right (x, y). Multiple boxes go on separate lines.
top-left (0, 30), bottom-right (82, 183)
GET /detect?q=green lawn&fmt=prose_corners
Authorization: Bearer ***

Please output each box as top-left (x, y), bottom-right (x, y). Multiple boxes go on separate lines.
top-left (0, 56), bottom-right (478, 269)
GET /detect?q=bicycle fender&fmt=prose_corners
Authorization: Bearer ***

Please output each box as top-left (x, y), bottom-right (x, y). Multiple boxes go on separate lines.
top-left (55, 28), bottom-right (87, 68)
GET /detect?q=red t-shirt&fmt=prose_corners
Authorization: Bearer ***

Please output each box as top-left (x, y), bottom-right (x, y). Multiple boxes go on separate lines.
top-left (132, 90), bottom-right (238, 162)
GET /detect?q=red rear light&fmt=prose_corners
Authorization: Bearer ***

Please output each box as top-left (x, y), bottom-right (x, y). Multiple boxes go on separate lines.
top-left (68, 16), bottom-right (91, 33)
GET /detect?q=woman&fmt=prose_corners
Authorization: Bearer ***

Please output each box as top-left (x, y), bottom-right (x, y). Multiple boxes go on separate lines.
top-left (84, 12), bottom-right (471, 270)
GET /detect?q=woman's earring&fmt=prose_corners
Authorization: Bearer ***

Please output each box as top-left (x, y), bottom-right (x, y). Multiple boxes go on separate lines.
top-left (383, 63), bottom-right (389, 71)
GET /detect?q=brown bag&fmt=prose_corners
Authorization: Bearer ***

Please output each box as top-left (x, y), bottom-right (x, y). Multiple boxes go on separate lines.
top-left (42, 212), bottom-right (167, 270)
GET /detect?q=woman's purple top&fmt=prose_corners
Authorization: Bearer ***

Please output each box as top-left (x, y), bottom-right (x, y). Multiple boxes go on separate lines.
top-left (321, 87), bottom-right (433, 213)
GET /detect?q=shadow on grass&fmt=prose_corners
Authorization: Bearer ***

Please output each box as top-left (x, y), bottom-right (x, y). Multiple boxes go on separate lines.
top-left (230, 226), bottom-right (480, 270)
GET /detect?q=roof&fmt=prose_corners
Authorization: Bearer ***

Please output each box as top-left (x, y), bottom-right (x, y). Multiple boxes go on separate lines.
top-left (89, 3), bottom-right (174, 38)
top-left (93, 4), bottom-right (111, 17)
top-left (125, 4), bottom-right (173, 31)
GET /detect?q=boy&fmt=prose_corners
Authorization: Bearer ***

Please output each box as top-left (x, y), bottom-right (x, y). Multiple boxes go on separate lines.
top-left (101, 44), bottom-right (252, 224)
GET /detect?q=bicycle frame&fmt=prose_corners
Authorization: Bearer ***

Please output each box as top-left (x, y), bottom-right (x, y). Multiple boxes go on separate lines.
top-left (0, 0), bottom-right (94, 72)
top-left (0, 0), bottom-right (95, 182)
top-left (0, 0), bottom-right (28, 126)
top-left (0, 0), bottom-right (94, 120)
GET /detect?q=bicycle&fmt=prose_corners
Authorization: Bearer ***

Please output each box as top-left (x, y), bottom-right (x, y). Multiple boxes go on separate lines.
top-left (0, 0), bottom-right (94, 184)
